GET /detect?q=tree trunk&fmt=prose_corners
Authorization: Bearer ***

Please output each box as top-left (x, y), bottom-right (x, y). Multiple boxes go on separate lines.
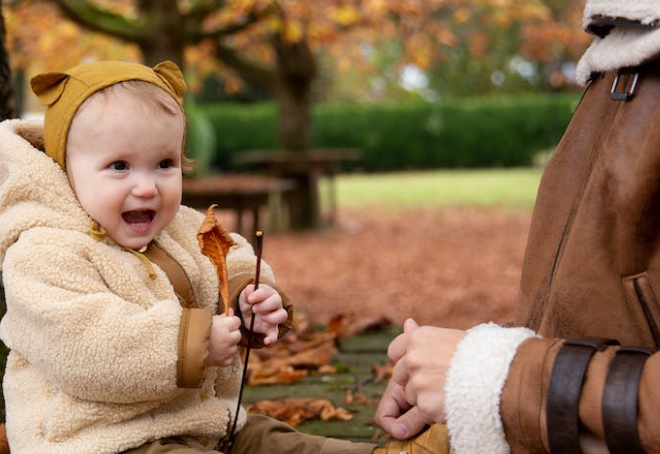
top-left (272, 33), bottom-right (320, 230)
top-left (136, 0), bottom-right (185, 68)
top-left (0, 0), bottom-right (18, 121)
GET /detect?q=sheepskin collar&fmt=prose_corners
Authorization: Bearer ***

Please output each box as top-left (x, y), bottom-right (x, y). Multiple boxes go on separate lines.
top-left (576, 1), bottom-right (660, 85)
top-left (584, 0), bottom-right (660, 28)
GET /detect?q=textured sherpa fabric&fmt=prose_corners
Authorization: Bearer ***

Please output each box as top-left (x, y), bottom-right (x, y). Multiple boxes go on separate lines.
top-left (0, 119), bottom-right (274, 454)
top-left (577, 0), bottom-right (660, 85)
top-left (445, 323), bottom-right (537, 454)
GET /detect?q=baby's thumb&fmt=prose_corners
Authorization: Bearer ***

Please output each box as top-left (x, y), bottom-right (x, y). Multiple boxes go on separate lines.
top-left (403, 318), bottom-right (420, 333)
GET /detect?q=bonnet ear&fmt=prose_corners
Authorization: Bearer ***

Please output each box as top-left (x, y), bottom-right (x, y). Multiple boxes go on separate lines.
top-left (30, 72), bottom-right (70, 106)
top-left (153, 61), bottom-right (187, 103)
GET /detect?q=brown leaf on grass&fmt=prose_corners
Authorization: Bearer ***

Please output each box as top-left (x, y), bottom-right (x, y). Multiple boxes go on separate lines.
top-left (248, 364), bottom-right (308, 386)
top-left (246, 311), bottom-right (340, 385)
top-left (328, 313), bottom-right (393, 338)
top-left (248, 339), bottom-right (338, 385)
top-left (345, 389), bottom-right (371, 406)
top-left (253, 331), bottom-right (337, 361)
top-left (318, 364), bottom-right (337, 374)
top-left (371, 362), bottom-right (393, 384)
top-left (247, 398), bottom-right (353, 427)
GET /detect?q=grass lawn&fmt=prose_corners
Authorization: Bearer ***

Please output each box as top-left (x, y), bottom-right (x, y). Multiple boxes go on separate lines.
top-left (326, 168), bottom-right (544, 210)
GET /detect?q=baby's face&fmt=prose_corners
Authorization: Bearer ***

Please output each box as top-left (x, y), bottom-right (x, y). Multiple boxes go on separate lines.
top-left (65, 90), bottom-right (184, 250)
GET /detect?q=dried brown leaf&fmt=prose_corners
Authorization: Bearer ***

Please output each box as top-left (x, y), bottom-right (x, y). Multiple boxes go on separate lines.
top-left (247, 398), bottom-right (353, 427)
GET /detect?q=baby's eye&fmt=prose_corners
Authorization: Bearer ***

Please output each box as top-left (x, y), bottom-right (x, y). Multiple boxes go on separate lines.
top-left (158, 159), bottom-right (175, 169)
top-left (110, 161), bottom-right (128, 171)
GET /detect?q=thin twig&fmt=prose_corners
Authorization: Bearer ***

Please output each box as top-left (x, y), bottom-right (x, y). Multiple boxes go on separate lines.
top-left (225, 231), bottom-right (263, 453)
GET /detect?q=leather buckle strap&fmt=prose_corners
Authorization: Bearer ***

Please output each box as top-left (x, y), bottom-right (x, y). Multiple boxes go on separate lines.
top-left (547, 337), bottom-right (619, 454)
top-left (611, 68), bottom-right (640, 101)
top-left (603, 346), bottom-right (654, 454)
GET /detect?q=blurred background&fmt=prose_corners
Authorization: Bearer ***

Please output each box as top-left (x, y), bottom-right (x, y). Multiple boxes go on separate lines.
top-left (0, 0), bottom-right (595, 426)
top-left (1, 0), bottom-right (589, 175)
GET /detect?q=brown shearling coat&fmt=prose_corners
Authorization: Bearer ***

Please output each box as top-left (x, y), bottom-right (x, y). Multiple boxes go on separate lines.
top-left (502, 62), bottom-right (660, 453)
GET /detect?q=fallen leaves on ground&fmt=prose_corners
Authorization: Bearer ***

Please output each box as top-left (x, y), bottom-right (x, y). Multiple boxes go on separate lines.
top-left (247, 311), bottom-right (392, 386)
top-left (247, 398), bottom-right (353, 427)
top-left (265, 206), bottom-right (530, 328)
top-left (226, 205), bottom-right (531, 428)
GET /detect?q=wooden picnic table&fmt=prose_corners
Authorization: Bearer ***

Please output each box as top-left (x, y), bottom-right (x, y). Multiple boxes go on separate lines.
top-left (182, 174), bottom-right (296, 237)
top-left (234, 149), bottom-right (361, 229)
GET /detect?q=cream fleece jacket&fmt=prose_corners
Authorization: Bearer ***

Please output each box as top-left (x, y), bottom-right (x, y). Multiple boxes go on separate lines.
top-left (0, 119), bottom-right (275, 454)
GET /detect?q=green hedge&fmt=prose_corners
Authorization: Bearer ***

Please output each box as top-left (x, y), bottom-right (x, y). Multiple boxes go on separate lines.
top-left (198, 92), bottom-right (581, 172)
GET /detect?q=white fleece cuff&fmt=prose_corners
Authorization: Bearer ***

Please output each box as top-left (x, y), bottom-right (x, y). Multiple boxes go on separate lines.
top-left (445, 322), bottom-right (537, 454)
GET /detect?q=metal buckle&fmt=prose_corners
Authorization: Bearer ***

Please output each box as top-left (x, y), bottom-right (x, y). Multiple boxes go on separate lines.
top-left (611, 69), bottom-right (640, 101)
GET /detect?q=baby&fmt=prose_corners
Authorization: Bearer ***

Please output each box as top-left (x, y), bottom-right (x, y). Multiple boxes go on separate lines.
top-left (0, 60), bottom-right (291, 453)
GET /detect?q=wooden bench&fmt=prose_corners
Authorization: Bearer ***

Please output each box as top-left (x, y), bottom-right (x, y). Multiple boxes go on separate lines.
top-left (182, 174), bottom-right (295, 237)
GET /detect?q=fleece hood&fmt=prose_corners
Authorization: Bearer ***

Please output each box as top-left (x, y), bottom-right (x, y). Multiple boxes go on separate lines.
top-left (0, 120), bottom-right (91, 267)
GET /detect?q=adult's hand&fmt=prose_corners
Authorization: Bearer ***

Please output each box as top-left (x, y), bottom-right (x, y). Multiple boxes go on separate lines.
top-left (375, 319), bottom-right (466, 438)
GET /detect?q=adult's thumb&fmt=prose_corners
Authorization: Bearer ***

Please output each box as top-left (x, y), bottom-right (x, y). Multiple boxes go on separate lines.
top-left (403, 318), bottom-right (420, 333)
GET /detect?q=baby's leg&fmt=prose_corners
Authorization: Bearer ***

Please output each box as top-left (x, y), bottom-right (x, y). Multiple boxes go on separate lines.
top-left (232, 414), bottom-right (377, 454)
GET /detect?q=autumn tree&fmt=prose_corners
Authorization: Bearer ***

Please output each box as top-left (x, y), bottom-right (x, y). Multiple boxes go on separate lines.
top-left (0, 0), bottom-right (17, 120)
top-left (4, 0), bottom-right (587, 229)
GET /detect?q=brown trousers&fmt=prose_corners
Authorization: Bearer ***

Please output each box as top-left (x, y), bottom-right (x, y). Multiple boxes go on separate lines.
top-left (123, 415), bottom-right (376, 454)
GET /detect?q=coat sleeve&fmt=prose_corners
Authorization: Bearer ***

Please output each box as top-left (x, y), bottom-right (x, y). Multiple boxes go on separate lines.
top-left (228, 274), bottom-right (293, 348)
top-left (225, 232), bottom-right (293, 347)
top-left (0, 232), bottom-right (185, 404)
top-left (447, 325), bottom-right (660, 454)
top-left (500, 337), bottom-right (660, 454)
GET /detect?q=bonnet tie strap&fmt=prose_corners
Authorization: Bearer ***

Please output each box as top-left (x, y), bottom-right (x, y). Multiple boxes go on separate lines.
top-left (123, 246), bottom-right (157, 280)
top-left (89, 220), bottom-right (157, 280)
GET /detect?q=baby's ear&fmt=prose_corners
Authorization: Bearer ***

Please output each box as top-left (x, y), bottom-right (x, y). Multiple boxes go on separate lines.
top-left (30, 72), bottom-right (70, 106)
top-left (153, 60), bottom-right (187, 103)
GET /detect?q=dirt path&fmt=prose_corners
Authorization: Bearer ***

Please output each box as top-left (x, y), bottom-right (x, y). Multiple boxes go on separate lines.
top-left (262, 206), bottom-right (532, 329)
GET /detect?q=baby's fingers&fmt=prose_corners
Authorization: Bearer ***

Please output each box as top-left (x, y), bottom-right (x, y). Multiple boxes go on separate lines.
top-left (263, 328), bottom-right (280, 346)
top-left (259, 307), bottom-right (288, 326)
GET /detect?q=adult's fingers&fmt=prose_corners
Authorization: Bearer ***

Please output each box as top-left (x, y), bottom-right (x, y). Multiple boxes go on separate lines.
top-left (375, 380), bottom-right (429, 440)
top-left (391, 406), bottom-right (430, 440)
top-left (387, 318), bottom-right (420, 363)
top-left (374, 380), bottom-right (410, 436)
top-left (390, 354), bottom-right (411, 389)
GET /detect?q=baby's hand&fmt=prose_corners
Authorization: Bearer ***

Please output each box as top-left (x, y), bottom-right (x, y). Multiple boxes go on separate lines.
top-left (207, 308), bottom-right (242, 367)
top-left (239, 284), bottom-right (288, 345)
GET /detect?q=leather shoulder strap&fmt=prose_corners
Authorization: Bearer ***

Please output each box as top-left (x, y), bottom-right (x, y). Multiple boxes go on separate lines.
top-left (144, 242), bottom-right (197, 308)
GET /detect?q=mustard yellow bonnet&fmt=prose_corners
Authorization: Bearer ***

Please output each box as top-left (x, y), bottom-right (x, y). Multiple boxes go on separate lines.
top-left (30, 60), bottom-right (187, 168)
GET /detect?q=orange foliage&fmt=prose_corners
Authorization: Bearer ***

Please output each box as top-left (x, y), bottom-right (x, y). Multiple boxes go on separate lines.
top-left (5, 2), bottom-right (139, 72)
top-left (4, 0), bottom-right (591, 91)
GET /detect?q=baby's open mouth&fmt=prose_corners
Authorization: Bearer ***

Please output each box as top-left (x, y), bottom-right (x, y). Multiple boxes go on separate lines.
top-left (122, 210), bottom-right (155, 225)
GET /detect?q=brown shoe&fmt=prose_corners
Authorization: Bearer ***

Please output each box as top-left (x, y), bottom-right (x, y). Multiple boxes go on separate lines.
top-left (374, 424), bottom-right (453, 454)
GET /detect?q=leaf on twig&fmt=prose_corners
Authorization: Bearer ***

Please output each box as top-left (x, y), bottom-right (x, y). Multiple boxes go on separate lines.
top-left (196, 205), bottom-right (236, 315)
